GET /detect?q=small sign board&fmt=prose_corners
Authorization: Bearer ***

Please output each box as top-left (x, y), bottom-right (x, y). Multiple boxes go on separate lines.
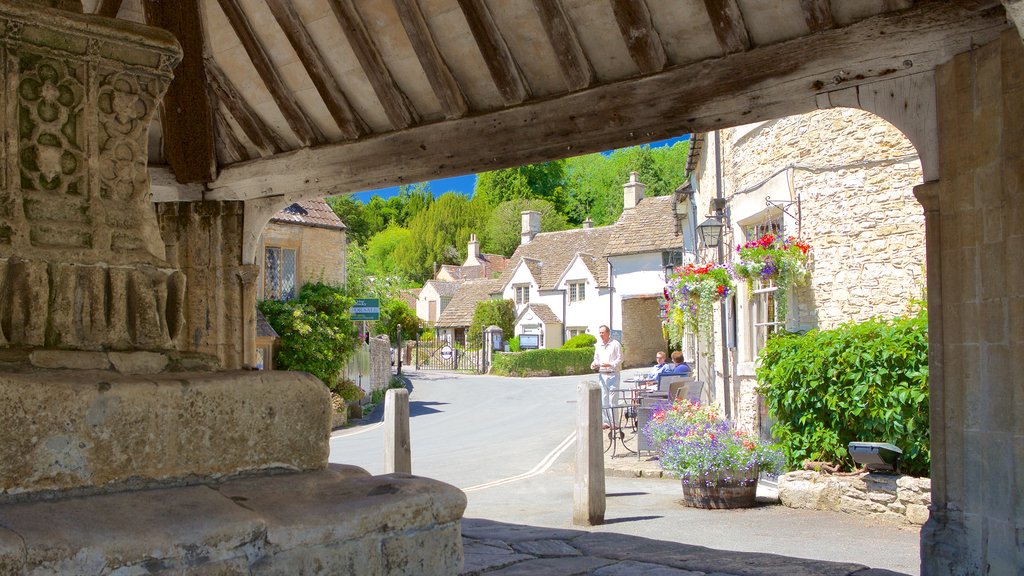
top-left (351, 298), bottom-right (381, 321)
top-left (439, 344), bottom-right (454, 360)
top-left (519, 334), bottom-right (540, 350)
top-left (611, 329), bottom-right (623, 343)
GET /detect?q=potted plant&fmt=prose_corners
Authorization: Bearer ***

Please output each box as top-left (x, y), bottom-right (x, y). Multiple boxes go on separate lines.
top-left (644, 399), bottom-right (785, 509)
top-left (732, 234), bottom-right (811, 325)
top-left (662, 262), bottom-right (735, 347)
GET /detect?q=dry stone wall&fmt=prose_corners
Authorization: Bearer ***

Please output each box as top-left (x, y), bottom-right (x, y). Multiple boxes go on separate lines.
top-left (779, 470), bottom-right (931, 525)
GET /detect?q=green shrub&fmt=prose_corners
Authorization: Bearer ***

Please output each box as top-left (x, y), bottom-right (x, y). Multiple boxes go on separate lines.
top-left (258, 283), bottom-right (357, 393)
top-left (508, 336), bottom-right (521, 352)
top-left (468, 299), bottom-right (516, 344)
top-left (756, 309), bottom-right (929, 476)
top-left (562, 333), bottom-right (596, 349)
top-left (491, 348), bottom-right (594, 377)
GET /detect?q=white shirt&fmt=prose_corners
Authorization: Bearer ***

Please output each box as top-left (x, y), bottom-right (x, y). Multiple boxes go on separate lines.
top-left (591, 338), bottom-right (622, 374)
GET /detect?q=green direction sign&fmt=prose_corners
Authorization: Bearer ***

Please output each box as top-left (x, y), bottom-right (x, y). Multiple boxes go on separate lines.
top-left (351, 298), bottom-right (381, 321)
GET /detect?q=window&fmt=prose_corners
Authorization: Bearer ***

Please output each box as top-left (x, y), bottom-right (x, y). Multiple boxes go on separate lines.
top-left (514, 284), bottom-right (530, 305)
top-left (264, 246), bottom-right (297, 300)
top-left (439, 297), bottom-right (452, 312)
top-left (749, 282), bottom-right (782, 359)
top-left (568, 281), bottom-right (586, 303)
top-left (567, 327), bottom-right (587, 338)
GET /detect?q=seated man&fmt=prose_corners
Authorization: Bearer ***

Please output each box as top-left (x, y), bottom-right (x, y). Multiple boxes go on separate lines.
top-left (641, 351), bottom-right (671, 386)
top-left (656, 351), bottom-right (691, 385)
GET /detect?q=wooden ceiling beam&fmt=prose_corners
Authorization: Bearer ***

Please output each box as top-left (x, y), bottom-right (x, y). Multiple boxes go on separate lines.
top-left (214, 108), bottom-right (251, 165)
top-left (207, 4), bottom-right (1005, 201)
top-left (266, 0), bottom-right (367, 139)
top-left (532, 0), bottom-right (593, 91)
top-left (799, 0), bottom-right (834, 33)
top-left (206, 59), bottom-right (287, 157)
top-left (142, 0), bottom-right (217, 183)
top-left (327, 0), bottom-right (419, 130)
top-left (701, 0), bottom-right (751, 54)
top-left (457, 0), bottom-right (530, 106)
top-left (95, 0), bottom-right (122, 18)
top-left (216, 0), bottom-right (324, 147)
top-left (610, 0), bottom-right (667, 74)
top-left (392, 0), bottom-right (468, 119)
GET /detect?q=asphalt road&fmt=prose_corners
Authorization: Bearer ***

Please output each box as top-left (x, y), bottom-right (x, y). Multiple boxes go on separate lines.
top-left (329, 370), bottom-right (923, 575)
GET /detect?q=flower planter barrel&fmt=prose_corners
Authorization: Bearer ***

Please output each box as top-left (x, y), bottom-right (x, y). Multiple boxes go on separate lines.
top-left (681, 480), bottom-right (758, 509)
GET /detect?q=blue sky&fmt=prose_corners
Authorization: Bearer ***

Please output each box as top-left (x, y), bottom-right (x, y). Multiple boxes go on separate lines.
top-left (349, 134), bottom-right (689, 203)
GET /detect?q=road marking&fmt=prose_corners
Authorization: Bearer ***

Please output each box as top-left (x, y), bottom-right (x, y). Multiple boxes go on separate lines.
top-left (463, 432), bottom-right (576, 493)
top-left (330, 421), bottom-right (384, 438)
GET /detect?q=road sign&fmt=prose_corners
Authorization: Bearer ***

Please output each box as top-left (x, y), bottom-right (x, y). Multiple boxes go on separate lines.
top-left (439, 344), bottom-right (454, 360)
top-left (351, 298), bottom-right (380, 321)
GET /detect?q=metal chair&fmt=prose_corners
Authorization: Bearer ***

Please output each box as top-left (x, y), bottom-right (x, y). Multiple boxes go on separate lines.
top-left (675, 380), bottom-right (710, 405)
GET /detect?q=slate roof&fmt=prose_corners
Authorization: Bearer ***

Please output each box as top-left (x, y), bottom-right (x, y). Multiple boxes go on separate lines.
top-left (256, 309), bottom-right (279, 339)
top-left (605, 195), bottom-right (683, 256)
top-left (521, 303), bottom-right (561, 325)
top-left (425, 280), bottom-right (460, 298)
top-left (398, 288), bottom-right (420, 310)
top-left (270, 198), bottom-right (346, 230)
top-left (498, 226), bottom-right (616, 291)
top-left (435, 278), bottom-right (505, 328)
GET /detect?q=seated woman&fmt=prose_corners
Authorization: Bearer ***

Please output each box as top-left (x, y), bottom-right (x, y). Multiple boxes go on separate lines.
top-left (660, 351), bottom-right (691, 382)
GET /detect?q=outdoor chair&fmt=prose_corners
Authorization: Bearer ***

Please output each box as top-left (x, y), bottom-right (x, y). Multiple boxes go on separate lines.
top-left (674, 380), bottom-right (710, 405)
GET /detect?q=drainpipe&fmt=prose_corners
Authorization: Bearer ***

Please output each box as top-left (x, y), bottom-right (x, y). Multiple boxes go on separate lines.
top-left (715, 130), bottom-right (732, 420)
top-left (607, 261), bottom-right (614, 332)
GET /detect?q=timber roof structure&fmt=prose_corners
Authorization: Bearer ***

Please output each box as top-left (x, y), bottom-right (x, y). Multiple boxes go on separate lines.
top-left (82, 0), bottom-right (1005, 213)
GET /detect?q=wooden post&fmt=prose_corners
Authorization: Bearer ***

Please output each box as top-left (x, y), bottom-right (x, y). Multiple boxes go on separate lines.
top-left (384, 388), bottom-right (411, 474)
top-left (574, 380), bottom-right (605, 525)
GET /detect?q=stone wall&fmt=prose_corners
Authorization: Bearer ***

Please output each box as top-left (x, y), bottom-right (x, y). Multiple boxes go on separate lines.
top-left (778, 471), bottom-right (931, 525)
top-left (369, 335), bottom-right (392, 393)
top-left (921, 29), bottom-right (1024, 575)
top-left (259, 220), bottom-right (346, 295)
top-left (621, 296), bottom-right (669, 369)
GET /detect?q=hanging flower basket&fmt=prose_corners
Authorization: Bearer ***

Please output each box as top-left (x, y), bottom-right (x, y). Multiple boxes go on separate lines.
top-left (733, 234), bottom-right (811, 324)
top-left (662, 262), bottom-right (735, 347)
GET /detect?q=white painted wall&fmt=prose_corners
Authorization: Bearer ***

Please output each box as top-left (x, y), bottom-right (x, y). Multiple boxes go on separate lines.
top-left (416, 283), bottom-right (441, 323)
top-left (558, 256), bottom-right (606, 338)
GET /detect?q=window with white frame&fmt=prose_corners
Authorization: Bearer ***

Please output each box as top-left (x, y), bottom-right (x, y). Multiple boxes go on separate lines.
top-left (568, 281), bottom-right (586, 303)
top-left (748, 283), bottom-right (782, 360)
top-left (264, 246), bottom-right (297, 300)
top-left (567, 327), bottom-right (587, 338)
top-left (514, 284), bottom-right (530, 305)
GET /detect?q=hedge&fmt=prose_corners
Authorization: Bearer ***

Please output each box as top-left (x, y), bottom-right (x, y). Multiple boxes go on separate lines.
top-left (756, 308), bottom-right (929, 476)
top-left (491, 348), bottom-right (594, 377)
top-left (562, 333), bottom-right (596, 349)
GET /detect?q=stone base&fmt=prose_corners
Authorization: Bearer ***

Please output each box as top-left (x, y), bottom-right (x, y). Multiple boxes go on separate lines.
top-left (778, 470), bottom-right (931, 525)
top-left (0, 465), bottom-right (467, 575)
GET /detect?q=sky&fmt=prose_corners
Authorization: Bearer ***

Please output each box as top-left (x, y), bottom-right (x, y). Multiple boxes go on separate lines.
top-left (348, 134), bottom-right (690, 203)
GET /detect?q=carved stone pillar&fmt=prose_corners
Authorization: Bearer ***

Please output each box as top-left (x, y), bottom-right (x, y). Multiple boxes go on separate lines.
top-left (0, 1), bottom-right (185, 354)
top-left (237, 263), bottom-right (260, 368)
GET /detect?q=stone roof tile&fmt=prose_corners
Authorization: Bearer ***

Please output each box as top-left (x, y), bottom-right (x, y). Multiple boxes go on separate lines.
top-left (270, 198), bottom-right (346, 230)
top-left (606, 195), bottom-right (682, 256)
top-left (435, 278), bottom-right (504, 328)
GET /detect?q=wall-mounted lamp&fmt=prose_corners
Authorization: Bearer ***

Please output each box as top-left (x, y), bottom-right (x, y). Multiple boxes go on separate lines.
top-left (697, 217), bottom-right (725, 249)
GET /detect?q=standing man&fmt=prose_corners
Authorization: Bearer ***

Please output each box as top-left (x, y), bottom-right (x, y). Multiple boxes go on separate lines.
top-left (591, 325), bottom-right (622, 429)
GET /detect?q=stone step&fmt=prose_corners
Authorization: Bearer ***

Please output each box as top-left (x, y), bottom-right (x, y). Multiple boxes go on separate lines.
top-left (0, 465), bottom-right (467, 575)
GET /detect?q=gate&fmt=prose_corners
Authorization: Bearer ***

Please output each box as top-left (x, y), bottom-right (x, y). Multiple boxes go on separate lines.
top-left (413, 333), bottom-right (486, 373)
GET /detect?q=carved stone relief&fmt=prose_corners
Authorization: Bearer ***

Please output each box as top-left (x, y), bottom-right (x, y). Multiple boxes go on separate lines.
top-left (0, 2), bottom-right (184, 354)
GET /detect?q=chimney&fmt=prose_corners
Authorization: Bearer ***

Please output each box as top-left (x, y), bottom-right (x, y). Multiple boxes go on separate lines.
top-left (463, 233), bottom-right (481, 266)
top-left (582, 217), bottom-right (593, 229)
top-left (521, 211), bottom-right (541, 245)
top-left (622, 171), bottom-right (645, 210)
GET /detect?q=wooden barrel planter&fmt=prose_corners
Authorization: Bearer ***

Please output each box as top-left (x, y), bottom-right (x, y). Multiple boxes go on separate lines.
top-left (680, 469), bottom-right (759, 509)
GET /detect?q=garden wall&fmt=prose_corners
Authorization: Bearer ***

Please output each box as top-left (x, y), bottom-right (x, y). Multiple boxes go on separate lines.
top-left (778, 470), bottom-right (931, 525)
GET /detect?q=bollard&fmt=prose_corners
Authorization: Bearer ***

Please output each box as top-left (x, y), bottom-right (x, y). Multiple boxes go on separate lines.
top-left (573, 380), bottom-right (605, 525)
top-left (384, 388), bottom-right (411, 474)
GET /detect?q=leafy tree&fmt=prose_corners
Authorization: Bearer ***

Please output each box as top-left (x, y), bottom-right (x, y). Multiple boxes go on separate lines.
top-left (326, 194), bottom-right (371, 245)
top-left (482, 198), bottom-right (568, 257)
top-left (364, 224), bottom-right (412, 277)
top-left (467, 299), bottom-right (516, 344)
top-left (394, 192), bottom-right (491, 282)
top-left (258, 283), bottom-right (357, 392)
top-left (375, 298), bottom-right (421, 342)
top-left (474, 161), bottom-right (567, 212)
top-left (394, 182), bottom-right (433, 225)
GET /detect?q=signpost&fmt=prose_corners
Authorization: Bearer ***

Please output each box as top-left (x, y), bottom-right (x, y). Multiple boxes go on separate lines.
top-left (351, 298), bottom-right (380, 321)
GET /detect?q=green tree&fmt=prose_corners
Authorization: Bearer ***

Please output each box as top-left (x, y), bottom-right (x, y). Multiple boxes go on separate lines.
top-left (395, 192), bottom-right (491, 282)
top-left (326, 194), bottom-right (371, 245)
top-left (482, 198), bottom-right (568, 256)
top-left (374, 298), bottom-right (421, 342)
top-left (258, 283), bottom-right (357, 392)
top-left (467, 299), bottom-right (515, 344)
top-left (474, 161), bottom-right (567, 212)
top-left (364, 224), bottom-right (411, 277)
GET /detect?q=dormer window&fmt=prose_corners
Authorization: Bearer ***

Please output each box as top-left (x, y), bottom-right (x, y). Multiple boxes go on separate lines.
top-left (568, 281), bottom-right (586, 303)
top-left (514, 284), bottom-right (530, 304)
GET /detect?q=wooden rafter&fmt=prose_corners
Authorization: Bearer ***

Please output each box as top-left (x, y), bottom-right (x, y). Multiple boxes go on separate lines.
top-left (215, 0), bottom-right (323, 146)
top-left (392, 0), bottom-right (468, 119)
top-left (701, 0), bottom-right (751, 54)
top-left (532, 0), bottom-right (593, 91)
top-left (94, 0), bottom-right (122, 18)
top-left (265, 0), bottom-right (367, 139)
top-left (213, 108), bottom-right (251, 164)
top-left (206, 59), bottom-right (287, 158)
top-left (206, 3), bottom-right (1005, 201)
top-left (609, 0), bottom-right (667, 74)
top-left (457, 0), bottom-right (530, 105)
top-left (327, 0), bottom-right (419, 130)
top-left (799, 0), bottom-right (834, 33)
top-left (142, 0), bottom-right (217, 183)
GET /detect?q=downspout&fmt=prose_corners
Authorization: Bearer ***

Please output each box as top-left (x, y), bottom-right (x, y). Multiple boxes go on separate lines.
top-left (607, 261), bottom-right (614, 332)
top-left (715, 130), bottom-right (733, 420)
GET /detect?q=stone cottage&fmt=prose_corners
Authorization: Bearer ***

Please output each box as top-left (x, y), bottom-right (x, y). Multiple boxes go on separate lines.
top-left (686, 109), bottom-right (926, 432)
top-left (256, 198), bottom-right (347, 301)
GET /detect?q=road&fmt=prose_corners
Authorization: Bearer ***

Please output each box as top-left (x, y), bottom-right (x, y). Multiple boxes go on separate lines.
top-left (329, 370), bottom-right (923, 575)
